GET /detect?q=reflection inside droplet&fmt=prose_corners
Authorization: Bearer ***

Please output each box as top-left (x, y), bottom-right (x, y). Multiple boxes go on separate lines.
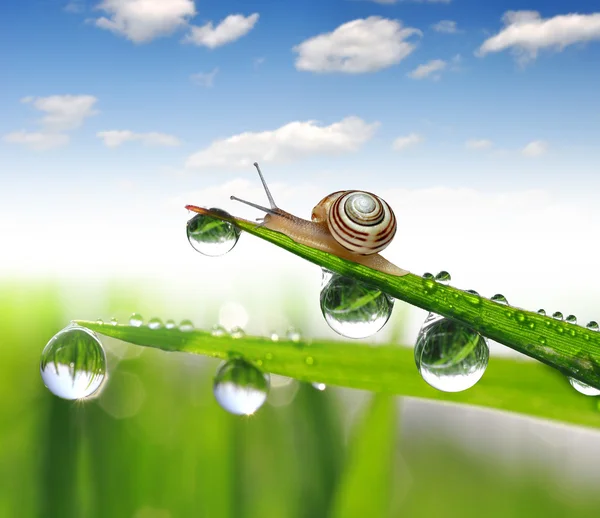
top-left (213, 359), bottom-right (269, 415)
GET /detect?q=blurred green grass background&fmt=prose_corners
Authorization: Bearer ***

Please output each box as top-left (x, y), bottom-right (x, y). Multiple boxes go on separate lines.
top-left (1, 281), bottom-right (599, 518)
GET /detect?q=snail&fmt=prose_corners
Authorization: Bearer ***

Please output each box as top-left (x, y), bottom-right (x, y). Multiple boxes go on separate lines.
top-left (187, 163), bottom-right (408, 277)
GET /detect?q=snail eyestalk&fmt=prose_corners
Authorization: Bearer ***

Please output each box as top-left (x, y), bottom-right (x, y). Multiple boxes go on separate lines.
top-left (253, 161), bottom-right (277, 209)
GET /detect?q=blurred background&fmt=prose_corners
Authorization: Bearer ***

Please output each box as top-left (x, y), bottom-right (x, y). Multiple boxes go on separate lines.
top-left (2, 0), bottom-right (600, 516)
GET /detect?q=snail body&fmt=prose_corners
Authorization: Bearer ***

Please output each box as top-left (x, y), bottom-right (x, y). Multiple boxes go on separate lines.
top-left (227, 163), bottom-right (408, 277)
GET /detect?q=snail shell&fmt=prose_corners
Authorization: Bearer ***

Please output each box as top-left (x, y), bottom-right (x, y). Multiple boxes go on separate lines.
top-left (311, 190), bottom-right (397, 255)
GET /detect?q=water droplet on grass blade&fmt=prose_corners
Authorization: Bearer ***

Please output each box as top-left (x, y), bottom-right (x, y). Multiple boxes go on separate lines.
top-left (179, 319), bottom-right (194, 332)
top-left (537, 309), bottom-right (546, 316)
top-left (586, 321), bottom-right (599, 331)
top-left (434, 271), bottom-right (451, 284)
top-left (415, 314), bottom-right (489, 393)
top-left (187, 208), bottom-right (240, 257)
top-left (213, 359), bottom-right (269, 415)
top-left (491, 294), bottom-right (508, 305)
top-left (110, 317), bottom-right (118, 326)
top-left (230, 326), bottom-right (245, 339)
top-left (148, 318), bottom-right (162, 330)
top-left (129, 313), bottom-right (143, 327)
top-left (569, 378), bottom-right (600, 396)
top-left (320, 271), bottom-right (393, 339)
top-left (286, 327), bottom-right (302, 342)
top-left (566, 315), bottom-right (577, 324)
top-left (553, 312), bottom-right (564, 320)
top-left (312, 382), bottom-right (326, 391)
top-left (40, 324), bottom-right (106, 400)
top-left (165, 320), bottom-right (175, 329)
top-left (211, 324), bottom-right (227, 337)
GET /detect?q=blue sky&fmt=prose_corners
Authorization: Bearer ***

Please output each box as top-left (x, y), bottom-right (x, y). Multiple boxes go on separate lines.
top-left (1, 0), bottom-right (600, 338)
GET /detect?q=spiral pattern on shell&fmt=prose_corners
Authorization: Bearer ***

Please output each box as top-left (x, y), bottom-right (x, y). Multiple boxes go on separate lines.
top-left (326, 191), bottom-right (397, 255)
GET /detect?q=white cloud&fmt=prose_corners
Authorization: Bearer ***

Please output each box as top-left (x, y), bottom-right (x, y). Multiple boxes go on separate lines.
top-left (185, 116), bottom-right (379, 169)
top-left (190, 68), bottom-right (218, 87)
top-left (407, 59), bottom-right (446, 79)
top-left (522, 140), bottom-right (548, 157)
top-left (432, 20), bottom-right (459, 33)
top-left (293, 17), bottom-right (422, 73)
top-left (466, 139), bottom-right (493, 150)
top-left (23, 95), bottom-right (99, 132)
top-left (2, 131), bottom-right (70, 151)
top-left (392, 133), bottom-right (424, 151)
top-left (477, 11), bottom-right (600, 63)
top-left (97, 130), bottom-right (181, 147)
top-left (94, 0), bottom-right (196, 43)
top-left (183, 13), bottom-right (259, 48)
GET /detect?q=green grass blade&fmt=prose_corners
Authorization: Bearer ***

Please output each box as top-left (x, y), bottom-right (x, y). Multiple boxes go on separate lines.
top-left (185, 212), bottom-right (600, 390)
top-left (75, 322), bottom-right (600, 429)
top-left (329, 394), bottom-right (397, 518)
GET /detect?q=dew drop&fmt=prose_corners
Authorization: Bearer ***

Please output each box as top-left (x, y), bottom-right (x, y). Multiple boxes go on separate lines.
top-left (286, 327), bottom-right (302, 342)
top-left (186, 209), bottom-right (241, 257)
top-left (586, 321), bottom-right (599, 331)
top-left (147, 317), bottom-right (163, 330)
top-left (211, 324), bottom-right (227, 337)
top-left (129, 313), bottom-right (143, 327)
top-left (566, 315), bottom-right (578, 324)
top-left (179, 319), bottom-right (194, 332)
top-left (265, 352), bottom-right (273, 361)
top-left (110, 317), bottom-right (118, 326)
top-left (569, 377), bottom-right (600, 396)
top-left (491, 294), bottom-right (508, 305)
top-left (320, 272), bottom-right (394, 339)
top-left (552, 312), bottom-right (564, 321)
top-left (422, 272), bottom-right (434, 280)
top-left (312, 382), bottom-right (326, 391)
top-left (415, 313), bottom-right (489, 393)
top-left (96, 318), bottom-right (104, 325)
top-left (40, 324), bottom-right (107, 400)
top-left (270, 332), bottom-right (279, 342)
top-left (537, 309), bottom-right (546, 316)
top-left (165, 320), bottom-right (176, 329)
top-left (213, 359), bottom-right (269, 415)
top-left (434, 271), bottom-right (451, 284)
top-left (230, 326), bottom-right (245, 339)
top-left (305, 356), bottom-right (315, 365)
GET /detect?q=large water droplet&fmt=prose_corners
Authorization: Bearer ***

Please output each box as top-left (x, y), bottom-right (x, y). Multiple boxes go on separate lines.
top-left (129, 313), bottom-right (143, 327)
top-left (320, 271), bottom-right (394, 339)
top-left (491, 294), bottom-right (508, 305)
top-left (566, 315), bottom-right (577, 324)
top-left (186, 208), bottom-right (241, 257)
top-left (40, 324), bottom-right (107, 400)
top-left (147, 317), bottom-right (163, 330)
top-left (434, 271), bottom-right (451, 284)
top-left (415, 314), bottom-right (489, 393)
top-left (569, 377), bottom-right (600, 396)
top-left (213, 359), bottom-right (269, 415)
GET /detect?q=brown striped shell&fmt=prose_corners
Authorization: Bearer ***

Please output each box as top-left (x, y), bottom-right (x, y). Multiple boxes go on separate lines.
top-left (311, 190), bottom-right (397, 255)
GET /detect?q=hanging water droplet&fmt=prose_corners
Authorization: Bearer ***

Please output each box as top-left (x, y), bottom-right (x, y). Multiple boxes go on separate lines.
top-left (552, 312), bottom-right (564, 320)
top-left (129, 313), bottom-right (143, 327)
top-left (147, 317), bottom-right (163, 330)
top-left (415, 313), bottom-right (489, 393)
top-left (537, 309), bottom-right (546, 316)
top-left (179, 319), bottom-right (194, 332)
top-left (491, 294), bottom-right (508, 305)
top-left (110, 317), bottom-right (118, 326)
top-left (230, 326), bottom-right (245, 339)
top-left (320, 272), bottom-right (394, 339)
top-left (40, 324), bottom-right (107, 400)
top-left (186, 208), bottom-right (241, 257)
top-left (213, 359), bottom-right (269, 415)
top-left (270, 331), bottom-right (279, 342)
top-left (434, 271), bottom-right (451, 284)
top-left (211, 324), bottom-right (227, 337)
top-left (286, 327), bottom-right (302, 342)
top-left (312, 382), bottom-right (326, 391)
top-left (165, 319), bottom-right (176, 329)
top-left (569, 378), bottom-right (600, 396)
top-left (566, 315), bottom-right (578, 324)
